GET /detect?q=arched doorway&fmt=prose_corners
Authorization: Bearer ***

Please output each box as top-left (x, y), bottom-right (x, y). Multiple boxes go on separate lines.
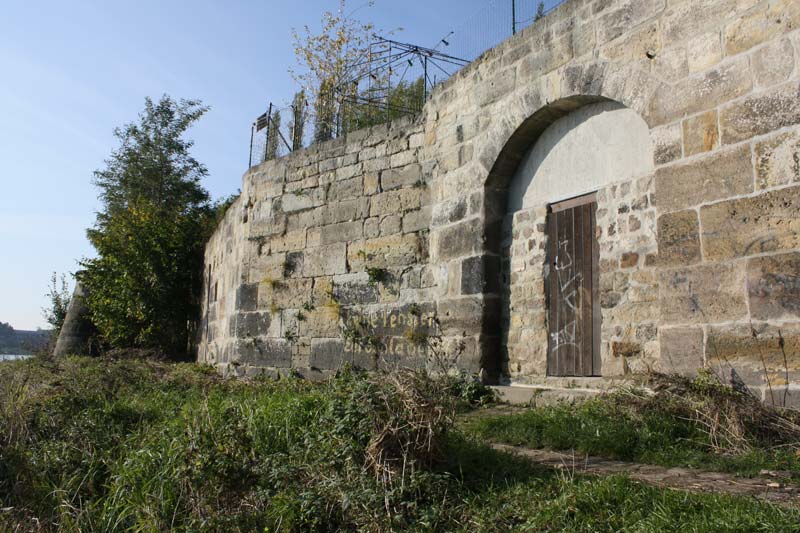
top-left (482, 98), bottom-right (655, 383)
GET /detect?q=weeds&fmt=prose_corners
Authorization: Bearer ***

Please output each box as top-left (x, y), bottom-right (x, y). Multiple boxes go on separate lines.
top-left (1, 359), bottom-right (798, 531)
top-left (366, 267), bottom-right (389, 286)
top-left (466, 371), bottom-right (800, 478)
top-left (345, 369), bottom-right (455, 486)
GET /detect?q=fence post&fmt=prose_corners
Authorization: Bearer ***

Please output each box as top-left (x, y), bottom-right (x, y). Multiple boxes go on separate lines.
top-left (248, 123), bottom-right (254, 168)
top-left (387, 41), bottom-right (392, 123)
top-left (512, 0), bottom-right (516, 35)
top-left (264, 102), bottom-right (273, 162)
top-left (290, 104), bottom-right (296, 153)
top-left (423, 56), bottom-right (428, 103)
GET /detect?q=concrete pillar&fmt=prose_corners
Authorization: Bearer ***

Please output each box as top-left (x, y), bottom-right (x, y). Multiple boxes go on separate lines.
top-left (53, 281), bottom-right (95, 357)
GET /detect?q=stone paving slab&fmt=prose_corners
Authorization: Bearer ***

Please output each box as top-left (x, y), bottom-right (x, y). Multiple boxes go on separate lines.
top-left (491, 443), bottom-right (800, 508)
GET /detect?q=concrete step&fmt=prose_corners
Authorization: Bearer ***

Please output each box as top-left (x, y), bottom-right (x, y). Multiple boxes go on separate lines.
top-left (491, 384), bottom-right (602, 406)
top-left (509, 375), bottom-right (648, 391)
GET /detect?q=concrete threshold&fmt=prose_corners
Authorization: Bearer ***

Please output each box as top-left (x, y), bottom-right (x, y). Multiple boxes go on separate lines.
top-left (491, 384), bottom-right (604, 406)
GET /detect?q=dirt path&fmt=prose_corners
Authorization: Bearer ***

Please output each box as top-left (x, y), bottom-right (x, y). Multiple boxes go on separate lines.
top-left (491, 443), bottom-right (800, 507)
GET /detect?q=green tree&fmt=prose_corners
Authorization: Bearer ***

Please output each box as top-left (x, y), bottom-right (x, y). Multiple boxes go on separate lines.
top-left (289, 90), bottom-right (308, 151)
top-left (342, 77), bottom-right (425, 132)
top-left (265, 109), bottom-right (282, 160)
top-left (292, 0), bottom-right (377, 143)
top-left (387, 77), bottom-right (425, 117)
top-left (79, 95), bottom-right (216, 358)
top-left (535, 0), bottom-right (546, 21)
top-left (0, 322), bottom-right (15, 355)
top-left (313, 80), bottom-right (336, 143)
top-left (42, 272), bottom-right (71, 335)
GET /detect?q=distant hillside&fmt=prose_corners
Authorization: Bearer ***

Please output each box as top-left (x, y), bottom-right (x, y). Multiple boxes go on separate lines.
top-left (0, 322), bottom-right (51, 354)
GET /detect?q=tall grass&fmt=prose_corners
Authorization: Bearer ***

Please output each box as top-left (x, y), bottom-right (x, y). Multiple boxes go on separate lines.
top-left (0, 358), bottom-right (460, 530)
top-left (1, 358), bottom-right (798, 531)
top-left (465, 372), bottom-right (800, 477)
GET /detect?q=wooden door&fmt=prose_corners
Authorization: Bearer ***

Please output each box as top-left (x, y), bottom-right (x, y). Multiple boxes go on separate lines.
top-left (546, 193), bottom-right (600, 377)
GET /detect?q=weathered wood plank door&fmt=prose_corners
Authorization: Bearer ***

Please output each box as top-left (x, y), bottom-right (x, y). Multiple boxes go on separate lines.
top-left (546, 193), bottom-right (601, 377)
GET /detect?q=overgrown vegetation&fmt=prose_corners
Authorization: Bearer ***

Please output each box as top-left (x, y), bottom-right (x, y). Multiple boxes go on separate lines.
top-left (291, 0), bottom-right (376, 143)
top-left (289, 0), bottom-right (424, 145)
top-left (42, 272), bottom-right (71, 337)
top-left (366, 266), bottom-right (389, 286)
top-left (2, 358), bottom-right (798, 531)
top-left (466, 371), bottom-right (800, 478)
top-left (79, 96), bottom-right (226, 359)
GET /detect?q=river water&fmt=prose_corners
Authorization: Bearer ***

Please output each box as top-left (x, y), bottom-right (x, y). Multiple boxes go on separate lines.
top-left (0, 354), bottom-right (32, 361)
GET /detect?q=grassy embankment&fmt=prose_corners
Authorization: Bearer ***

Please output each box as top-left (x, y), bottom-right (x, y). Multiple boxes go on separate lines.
top-left (464, 373), bottom-right (800, 480)
top-left (1, 357), bottom-right (799, 531)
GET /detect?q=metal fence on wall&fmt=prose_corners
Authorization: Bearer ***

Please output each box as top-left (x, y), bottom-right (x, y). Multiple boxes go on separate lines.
top-left (248, 0), bottom-right (568, 168)
top-left (445, 0), bottom-right (566, 61)
top-left (336, 37), bottom-right (470, 128)
top-left (248, 103), bottom-right (298, 168)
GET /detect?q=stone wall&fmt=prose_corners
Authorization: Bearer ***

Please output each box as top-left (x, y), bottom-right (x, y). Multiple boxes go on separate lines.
top-left (200, 0), bottom-right (800, 404)
top-left (201, 117), bottom-right (441, 378)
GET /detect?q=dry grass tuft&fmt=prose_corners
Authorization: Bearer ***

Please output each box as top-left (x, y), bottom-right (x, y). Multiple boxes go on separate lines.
top-left (626, 371), bottom-right (800, 456)
top-left (361, 370), bottom-right (456, 487)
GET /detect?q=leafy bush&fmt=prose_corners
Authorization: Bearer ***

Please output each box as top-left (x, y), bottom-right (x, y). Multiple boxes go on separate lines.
top-left (42, 272), bottom-right (70, 336)
top-left (79, 96), bottom-right (221, 359)
top-left (443, 372), bottom-right (497, 410)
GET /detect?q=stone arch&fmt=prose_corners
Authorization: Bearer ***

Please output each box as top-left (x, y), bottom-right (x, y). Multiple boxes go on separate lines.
top-left (478, 87), bottom-right (658, 383)
top-left (477, 59), bottom-right (662, 238)
top-left (481, 60), bottom-right (661, 190)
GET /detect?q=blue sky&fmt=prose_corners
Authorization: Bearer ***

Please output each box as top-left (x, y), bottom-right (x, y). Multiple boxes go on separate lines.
top-left (0, 0), bottom-right (557, 330)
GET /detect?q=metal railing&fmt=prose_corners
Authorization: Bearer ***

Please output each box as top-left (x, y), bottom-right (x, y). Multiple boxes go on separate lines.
top-left (249, 103), bottom-right (297, 168)
top-left (248, 0), bottom-right (568, 168)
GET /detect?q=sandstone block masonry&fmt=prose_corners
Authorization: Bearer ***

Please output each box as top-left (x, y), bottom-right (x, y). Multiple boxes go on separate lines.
top-left (200, 0), bottom-right (800, 406)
